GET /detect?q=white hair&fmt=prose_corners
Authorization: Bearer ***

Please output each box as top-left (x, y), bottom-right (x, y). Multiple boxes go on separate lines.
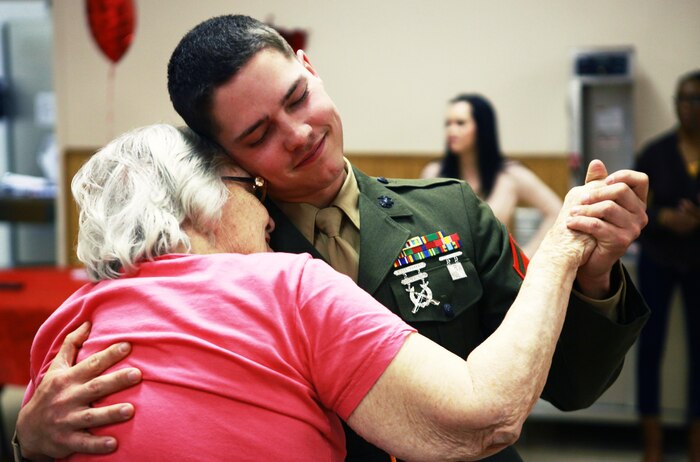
top-left (72, 124), bottom-right (230, 281)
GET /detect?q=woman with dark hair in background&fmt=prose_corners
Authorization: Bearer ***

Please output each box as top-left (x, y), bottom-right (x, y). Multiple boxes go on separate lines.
top-left (635, 69), bottom-right (700, 462)
top-left (422, 94), bottom-right (562, 256)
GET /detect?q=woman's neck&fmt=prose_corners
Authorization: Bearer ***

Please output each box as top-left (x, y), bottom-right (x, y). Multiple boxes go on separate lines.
top-left (458, 149), bottom-right (477, 169)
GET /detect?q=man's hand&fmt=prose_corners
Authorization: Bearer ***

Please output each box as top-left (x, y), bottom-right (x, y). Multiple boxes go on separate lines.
top-left (566, 159), bottom-right (649, 298)
top-left (16, 322), bottom-right (141, 461)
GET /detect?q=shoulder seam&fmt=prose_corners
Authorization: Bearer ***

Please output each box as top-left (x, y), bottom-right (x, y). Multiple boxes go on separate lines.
top-left (382, 177), bottom-right (463, 188)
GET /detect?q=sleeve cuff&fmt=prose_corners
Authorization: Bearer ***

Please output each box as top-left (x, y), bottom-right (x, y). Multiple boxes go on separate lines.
top-left (12, 431), bottom-right (30, 462)
top-left (572, 261), bottom-right (625, 322)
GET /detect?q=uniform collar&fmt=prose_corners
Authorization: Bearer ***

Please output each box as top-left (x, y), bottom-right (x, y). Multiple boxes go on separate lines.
top-left (274, 158), bottom-right (360, 243)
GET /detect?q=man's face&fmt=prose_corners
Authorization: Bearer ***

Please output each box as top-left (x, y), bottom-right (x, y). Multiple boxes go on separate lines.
top-left (676, 79), bottom-right (700, 133)
top-left (211, 49), bottom-right (346, 206)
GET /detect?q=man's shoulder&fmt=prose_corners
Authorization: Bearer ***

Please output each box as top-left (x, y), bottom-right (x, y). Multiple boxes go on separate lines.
top-left (351, 164), bottom-right (464, 190)
top-left (349, 165), bottom-right (480, 211)
top-left (363, 176), bottom-right (469, 202)
top-left (384, 177), bottom-right (462, 189)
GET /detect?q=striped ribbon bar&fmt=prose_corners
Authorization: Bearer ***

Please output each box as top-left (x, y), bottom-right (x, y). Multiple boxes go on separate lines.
top-left (393, 231), bottom-right (461, 268)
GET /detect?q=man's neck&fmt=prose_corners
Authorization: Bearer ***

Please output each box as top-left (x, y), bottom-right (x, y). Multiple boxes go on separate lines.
top-left (310, 168), bottom-right (347, 208)
top-left (274, 163), bottom-right (349, 209)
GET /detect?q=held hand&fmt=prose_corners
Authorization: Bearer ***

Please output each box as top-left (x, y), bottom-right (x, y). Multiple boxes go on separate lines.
top-left (543, 179), bottom-right (597, 267)
top-left (566, 160), bottom-right (649, 298)
top-left (16, 322), bottom-right (141, 460)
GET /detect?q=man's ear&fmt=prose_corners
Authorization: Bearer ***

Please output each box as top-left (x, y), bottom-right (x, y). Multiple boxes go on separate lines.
top-left (296, 49), bottom-right (319, 78)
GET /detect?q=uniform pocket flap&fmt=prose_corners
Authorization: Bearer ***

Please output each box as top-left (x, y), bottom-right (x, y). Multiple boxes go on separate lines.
top-left (389, 253), bottom-right (482, 323)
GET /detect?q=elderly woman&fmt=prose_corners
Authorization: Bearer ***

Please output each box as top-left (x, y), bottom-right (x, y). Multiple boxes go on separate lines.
top-left (23, 124), bottom-right (596, 461)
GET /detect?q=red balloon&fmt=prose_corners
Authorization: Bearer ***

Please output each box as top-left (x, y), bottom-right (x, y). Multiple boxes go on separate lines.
top-left (86, 0), bottom-right (136, 64)
top-left (284, 30), bottom-right (307, 53)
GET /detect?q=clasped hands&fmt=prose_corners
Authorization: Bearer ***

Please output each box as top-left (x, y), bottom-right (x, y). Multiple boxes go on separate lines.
top-left (565, 159), bottom-right (648, 298)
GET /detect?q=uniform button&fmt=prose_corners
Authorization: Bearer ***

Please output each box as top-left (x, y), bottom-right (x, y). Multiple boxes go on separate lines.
top-left (377, 176), bottom-right (389, 184)
top-left (443, 303), bottom-right (454, 318)
top-left (377, 195), bottom-right (394, 208)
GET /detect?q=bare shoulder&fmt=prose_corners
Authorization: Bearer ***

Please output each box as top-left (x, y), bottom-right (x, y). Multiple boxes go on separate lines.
top-left (420, 160), bottom-right (441, 179)
top-left (502, 160), bottom-right (535, 179)
top-left (501, 160), bottom-right (562, 212)
top-left (502, 160), bottom-right (551, 189)
top-left (491, 162), bottom-right (521, 190)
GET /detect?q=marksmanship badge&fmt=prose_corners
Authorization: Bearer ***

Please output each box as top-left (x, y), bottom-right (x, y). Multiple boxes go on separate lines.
top-left (393, 262), bottom-right (440, 314)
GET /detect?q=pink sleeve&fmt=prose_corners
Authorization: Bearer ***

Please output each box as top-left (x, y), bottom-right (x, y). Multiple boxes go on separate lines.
top-left (294, 258), bottom-right (415, 420)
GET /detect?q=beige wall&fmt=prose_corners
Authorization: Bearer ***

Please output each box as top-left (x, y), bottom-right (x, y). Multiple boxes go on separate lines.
top-left (53, 0), bottom-right (700, 152)
top-left (52, 0), bottom-right (700, 261)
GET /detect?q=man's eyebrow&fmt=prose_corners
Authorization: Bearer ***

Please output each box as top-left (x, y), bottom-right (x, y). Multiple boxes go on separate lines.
top-left (235, 117), bottom-right (267, 143)
top-left (281, 76), bottom-right (304, 105)
top-left (234, 76), bottom-right (305, 143)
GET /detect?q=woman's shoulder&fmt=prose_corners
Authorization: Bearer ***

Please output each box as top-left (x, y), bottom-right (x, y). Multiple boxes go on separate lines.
top-left (420, 160), bottom-right (442, 179)
top-left (500, 159), bottom-right (537, 180)
top-left (494, 159), bottom-right (523, 181)
top-left (496, 160), bottom-right (556, 197)
top-left (498, 159), bottom-right (562, 210)
top-left (501, 158), bottom-right (525, 171)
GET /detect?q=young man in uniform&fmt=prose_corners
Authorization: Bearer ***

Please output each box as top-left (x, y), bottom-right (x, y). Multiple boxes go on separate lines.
top-left (14, 14), bottom-right (650, 462)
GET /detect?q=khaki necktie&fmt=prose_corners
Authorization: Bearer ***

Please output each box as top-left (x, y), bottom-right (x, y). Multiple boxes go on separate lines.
top-left (315, 206), bottom-right (359, 281)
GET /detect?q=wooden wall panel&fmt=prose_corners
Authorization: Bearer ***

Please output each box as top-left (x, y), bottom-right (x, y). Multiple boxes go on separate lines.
top-left (346, 152), bottom-right (570, 200)
top-left (345, 154), bottom-right (439, 180)
top-left (64, 149), bottom-right (97, 267)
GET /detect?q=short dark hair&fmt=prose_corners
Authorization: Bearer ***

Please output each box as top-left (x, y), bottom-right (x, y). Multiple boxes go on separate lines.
top-left (167, 15), bottom-right (295, 143)
top-left (676, 69), bottom-right (700, 95)
top-left (439, 94), bottom-right (504, 197)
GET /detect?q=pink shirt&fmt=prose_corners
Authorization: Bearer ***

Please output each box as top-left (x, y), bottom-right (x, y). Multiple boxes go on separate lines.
top-left (25, 253), bottom-right (414, 461)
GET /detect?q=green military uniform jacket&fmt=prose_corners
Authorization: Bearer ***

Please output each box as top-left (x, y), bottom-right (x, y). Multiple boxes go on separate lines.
top-left (268, 166), bottom-right (650, 462)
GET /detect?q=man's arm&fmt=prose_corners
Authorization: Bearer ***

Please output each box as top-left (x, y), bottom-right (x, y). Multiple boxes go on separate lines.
top-left (568, 159), bottom-right (649, 298)
top-left (16, 322), bottom-right (141, 461)
top-left (530, 160), bottom-right (650, 410)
